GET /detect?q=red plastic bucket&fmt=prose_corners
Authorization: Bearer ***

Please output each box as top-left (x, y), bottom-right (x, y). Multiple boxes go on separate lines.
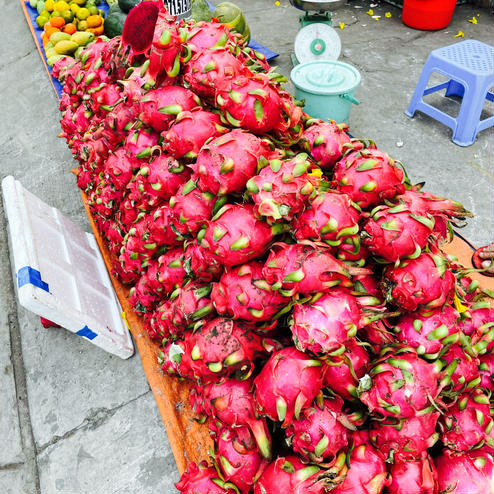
top-left (402, 0), bottom-right (457, 30)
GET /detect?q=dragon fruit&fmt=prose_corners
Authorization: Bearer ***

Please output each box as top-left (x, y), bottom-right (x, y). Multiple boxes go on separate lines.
top-left (201, 378), bottom-right (272, 459)
top-left (458, 302), bottom-right (494, 337)
top-left (302, 120), bottom-right (353, 170)
top-left (359, 346), bottom-right (443, 418)
top-left (138, 86), bottom-right (201, 132)
top-left (183, 240), bottom-right (223, 282)
top-left (362, 202), bottom-right (435, 262)
top-left (332, 147), bottom-right (406, 209)
top-left (183, 47), bottom-right (248, 99)
top-left (330, 442), bottom-right (390, 494)
top-left (262, 242), bottom-right (356, 297)
top-left (214, 426), bottom-right (268, 493)
top-left (438, 389), bottom-right (494, 451)
top-left (479, 353), bottom-right (494, 392)
top-left (168, 180), bottom-right (216, 237)
top-left (88, 177), bottom-right (123, 220)
top-left (185, 20), bottom-right (238, 52)
top-left (180, 318), bottom-right (267, 382)
top-left (435, 448), bottom-right (494, 494)
top-left (211, 261), bottom-right (290, 323)
top-left (394, 305), bottom-right (460, 360)
top-left (387, 455), bottom-right (438, 494)
top-left (128, 259), bottom-right (162, 314)
top-left (254, 454), bottom-right (347, 494)
top-left (285, 395), bottom-right (351, 464)
top-left (126, 154), bottom-right (191, 212)
top-left (368, 413), bottom-right (440, 461)
top-left (100, 101), bottom-right (138, 146)
top-left (175, 461), bottom-right (238, 494)
top-left (146, 204), bottom-right (185, 247)
top-left (193, 129), bottom-right (272, 195)
top-left (162, 109), bottom-right (228, 159)
top-left (103, 148), bottom-right (139, 190)
top-left (439, 343), bottom-right (481, 395)
top-left (290, 289), bottom-right (363, 355)
top-left (215, 73), bottom-right (285, 134)
top-left (254, 347), bottom-right (323, 426)
top-left (382, 252), bottom-right (455, 312)
top-left (124, 126), bottom-right (160, 159)
top-left (245, 153), bottom-right (316, 222)
top-left (294, 191), bottom-right (361, 247)
top-left (323, 340), bottom-right (370, 400)
top-left (198, 204), bottom-right (281, 268)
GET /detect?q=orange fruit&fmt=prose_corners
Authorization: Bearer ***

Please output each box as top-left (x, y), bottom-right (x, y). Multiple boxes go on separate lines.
top-left (62, 23), bottom-right (76, 34)
top-left (49, 16), bottom-right (65, 28)
top-left (44, 26), bottom-right (61, 39)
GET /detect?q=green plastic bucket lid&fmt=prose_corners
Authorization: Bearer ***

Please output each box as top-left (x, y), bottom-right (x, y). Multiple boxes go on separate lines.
top-left (290, 60), bottom-right (361, 95)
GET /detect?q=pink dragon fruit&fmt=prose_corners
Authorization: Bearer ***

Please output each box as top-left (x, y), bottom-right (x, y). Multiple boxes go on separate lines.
top-left (387, 455), bottom-right (438, 494)
top-left (394, 305), bottom-right (460, 360)
top-left (285, 395), bottom-right (351, 464)
top-left (323, 340), bottom-right (370, 400)
top-left (138, 86), bottom-right (201, 132)
top-left (368, 413), bottom-right (440, 461)
top-left (162, 109), bottom-right (228, 159)
top-left (146, 204), bottom-right (185, 247)
top-left (126, 153), bottom-right (191, 212)
top-left (201, 378), bottom-right (272, 459)
top-left (245, 153), bottom-right (316, 222)
top-left (479, 352), bottom-right (494, 392)
top-left (124, 126), bottom-right (160, 159)
top-left (214, 426), bottom-right (269, 494)
top-left (290, 289), bottom-right (363, 355)
top-left (254, 454), bottom-right (348, 494)
top-left (103, 218), bottom-right (126, 255)
top-left (158, 339), bottom-right (186, 371)
top-left (180, 318), bottom-right (267, 382)
top-left (262, 242), bottom-right (357, 297)
top-left (128, 259), bottom-right (162, 314)
top-left (439, 343), bottom-right (481, 395)
top-left (86, 82), bottom-right (122, 115)
top-left (183, 240), bottom-right (223, 282)
top-left (175, 461), bottom-right (238, 494)
top-left (438, 389), bottom-right (494, 451)
top-left (211, 261), bottom-right (290, 323)
top-left (294, 191), bottom-right (361, 247)
top-left (88, 177), bottom-right (123, 220)
top-left (254, 347), bottom-right (323, 426)
top-left (302, 120), bottom-right (353, 170)
top-left (337, 234), bottom-right (371, 263)
top-left (99, 101), bottom-right (138, 146)
top-left (330, 442), bottom-right (390, 494)
top-left (435, 448), bottom-right (494, 494)
top-left (103, 148), bottom-right (139, 190)
top-left (144, 302), bottom-right (175, 340)
top-left (362, 202), bottom-right (435, 262)
top-left (458, 301), bottom-right (494, 337)
top-left (198, 204), bottom-right (281, 268)
top-left (168, 180), bottom-right (216, 237)
top-left (193, 129), bottom-right (272, 195)
top-left (359, 346), bottom-right (443, 418)
top-left (215, 73), bottom-right (285, 134)
top-left (183, 47), bottom-right (248, 99)
top-left (185, 20), bottom-right (238, 52)
top-left (332, 147), bottom-right (406, 209)
top-left (382, 252), bottom-right (455, 312)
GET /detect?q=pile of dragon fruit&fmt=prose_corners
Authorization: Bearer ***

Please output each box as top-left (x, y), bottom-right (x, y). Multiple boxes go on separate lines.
top-left (54, 1), bottom-right (494, 492)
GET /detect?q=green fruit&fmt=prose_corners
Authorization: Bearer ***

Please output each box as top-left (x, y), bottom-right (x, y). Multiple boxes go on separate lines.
top-left (37, 1), bottom-right (46, 14)
top-left (47, 54), bottom-right (66, 66)
top-left (45, 47), bottom-right (58, 58)
top-left (191, 0), bottom-right (212, 22)
top-left (50, 31), bottom-right (72, 44)
top-left (71, 30), bottom-right (95, 46)
top-left (35, 14), bottom-right (49, 28)
top-left (213, 2), bottom-right (249, 40)
top-left (54, 39), bottom-right (79, 54)
top-left (29, 0), bottom-right (38, 8)
top-left (104, 9), bottom-right (127, 38)
top-left (118, 0), bottom-right (142, 14)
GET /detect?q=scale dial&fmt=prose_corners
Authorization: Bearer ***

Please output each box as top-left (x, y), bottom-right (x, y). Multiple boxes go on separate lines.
top-left (294, 22), bottom-right (341, 63)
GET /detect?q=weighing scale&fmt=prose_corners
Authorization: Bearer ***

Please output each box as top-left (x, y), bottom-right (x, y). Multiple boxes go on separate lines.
top-left (289, 0), bottom-right (345, 66)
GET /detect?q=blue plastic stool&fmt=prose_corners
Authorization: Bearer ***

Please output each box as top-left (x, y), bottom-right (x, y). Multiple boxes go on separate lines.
top-left (405, 40), bottom-right (494, 146)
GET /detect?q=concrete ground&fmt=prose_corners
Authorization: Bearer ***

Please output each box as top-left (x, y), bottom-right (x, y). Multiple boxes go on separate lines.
top-left (0, 0), bottom-right (492, 492)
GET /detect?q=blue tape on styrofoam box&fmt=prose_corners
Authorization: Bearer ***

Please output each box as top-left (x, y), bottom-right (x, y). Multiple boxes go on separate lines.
top-left (17, 266), bottom-right (49, 292)
top-left (77, 326), bottom-right (98, 340)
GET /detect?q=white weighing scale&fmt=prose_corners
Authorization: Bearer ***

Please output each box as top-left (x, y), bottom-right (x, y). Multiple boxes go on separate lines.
top-left (289, 0), bottom-right (345, 65)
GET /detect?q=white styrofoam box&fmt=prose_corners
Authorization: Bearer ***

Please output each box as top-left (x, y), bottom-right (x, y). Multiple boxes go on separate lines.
top-left (2, 176), bottom-right (134, 359)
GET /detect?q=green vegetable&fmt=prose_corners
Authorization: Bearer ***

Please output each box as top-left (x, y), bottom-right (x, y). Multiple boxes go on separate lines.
top-left (213, 2), bottom-right (250, 43)
top-left (104, 8), bottom-right (128, 38)
top-left (191, 0), bottom-right (212, 22)
top-left (118, 0), bottom-right (142, 14)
